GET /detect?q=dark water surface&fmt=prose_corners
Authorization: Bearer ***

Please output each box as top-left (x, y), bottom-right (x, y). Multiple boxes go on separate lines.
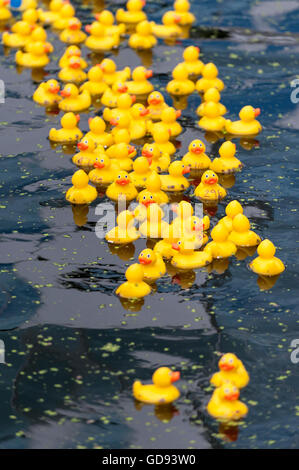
top-left (0, 0), bottom-right (299, 448)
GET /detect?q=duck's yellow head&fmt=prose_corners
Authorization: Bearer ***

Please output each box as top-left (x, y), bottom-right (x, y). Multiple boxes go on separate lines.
top-left (239, 105), bottom-right (260, 122)
top-left (172, 238), bottom-right (195, 254)
top-left (59, 3), bottom-right (75, 19)
top-left (162, 11), bottom-right (181, 25)
top-left (138, 248), bottom-right (156, 265)
top-left (131, 103), bottom-right (150, 120)
top-left (142, 143), bottom-right (161, 161)
top-left (115, 170), bottom-right (131, 186)
top-left (219, 353), bottom-right (239, 372)
top-left (136, 20), bottom-right (152, 35)
top-left (88, 65), bottom-right (104, 82)
top-left (132, 65), bottom-right (153, 81)
top-left (202, 62), bottom-right (218, 79)
top-left (204, 87), bottom-right (221, 103)
top-left (30, 26), bottom-right (47, 43)
top-left (174, 0), bottom-right (190, 13)
top-left (225, 200), bottom-right (243, 219)
top-left (111, 80), bottom-right (128, 94)
top-left (201, 170), bottom-right (218, 186)
top-left (127, 0), bottom-right (146, 12)
top-left (148, 91), bottom-right (165, 106)
top-left (22, 8), bottom-right (38, 24)
top-left (133, 156), bottom-right (150, 174)
top-left (139, 191), bottom-right (156, 207)
top-left (172, 200), bottom-right (193, 219)
top-left (15, 21), bottom-right (33, 36)
top-left (72, 169), bottom-right (89, 188)
top-left (100, 58), bottom-right (116, 74)
top-left (211, 224), bottom-right (229, 242)
top-left (114, 128), bottom-right (131, 144)
top-left (172, 63), bottom-right (189, 80)
top-left (86, 21), bottom-right (104, 36)
top-left (152, 123), bottom-right (170, 143)
top-left (110, 113), bottom-right (131, 129)
top-left (145, 170), bottom-right (162, 192)
top-left (93, 153), bottom-right (111, 170)
top-left (116, 142), bottom-right (135, 158)
top-left (188, 139), bottom-right (206, 154)
top-left (219, 141), bottom-right (236, 159)
top-left (116, 209), bottom-right (135, 227)
top-left (60, 83), bottom-right (79, 98)
top-left (187, 216), bottom-right (203, 233)
top-left (125, 263), bottom-right (144, 283)
top-left (218, 382), bottom-right (240, 401)
top-left (152, 367), bottom-right (180, 387)
top-left (257, 239), bottom-right (276, 259)
top-left (88, 116), bottom-right (106, 134)
top-left (95, 9), bottom-right (115, 26)
top-left (29, 41), bottom-right (50, 56)
top-left (183, 45), bottom-right (200, 62)
top-left (67, 17), bottom-right (82, 31)
top-left (64, 45), bottom-right (81, 58)
top-left (61, 112), bottom-right (80, 129)
top-left (161, 106), bottom-right (181, 123)
top-left (169, 160), bottom-right (190, 177)
top-left (77, 135), bottom-right (96, 153)
top-left (117, 92), bottom-right (136, 109)
top-left (67, 55), bottom-right (82, 70)
top-left (46, 79), bottom-right (60, 94)
top-left (232, 213), bottom-right (251, 233)
top-left (49, 0), bottom-right (64, 13)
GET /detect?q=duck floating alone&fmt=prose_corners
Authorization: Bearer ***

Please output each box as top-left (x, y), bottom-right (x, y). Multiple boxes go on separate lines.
top-left (66, 170), bottom-right (97, 205)
top-left (49, 112), bottom-right (82, 143)
top-left (249, 239), bottom-right (285, 276)
top-left (133, 367), bottom-right (180, 405)
top-left (211, 353), bottom-right (250, 389)
top-left (116, 264), bottom-right (151, 299)
top-left (225, 105), bottom-right (262, 136)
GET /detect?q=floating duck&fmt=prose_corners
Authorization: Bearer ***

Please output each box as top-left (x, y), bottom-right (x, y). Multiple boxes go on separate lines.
top-left (49, 112), bottom-right (82, 143)
top-left (95, 9), bottom-right (126, 36)
top-left (59, 83), bottom-right (91, 112)
top-left (171, 238), bottom-right (212, 270)
top-left (72, 136), bottom-right (98, 171)
top-left (210, 141), bottom-right (243, 174)
top-left (2, 21), bottom-right (33, 48)
top-left (168, 0), bottom-right (195, 25)
top-left (154, 225), bottom-right (178, 260)
top-left (138, 248), bottom-right (166, 281)
top-left (52, 3), bottom-right (75, 30)
top-left (158, 107), bottom-right (182, 137)
top-left (103, 93), bottom-right (136, 123)
top-left (133, 367), bottom-right (180, 405)
top-left (101, 81), bottom-right (129, 108)
top-left (186, 215), bottom-right (209, 247)
top-left (85, 21), bottom-right (119, 51)
top-left (194, 170), bottom-right (226, 201)
top-left (207, 382), bottom-right (248, 420)
top-left (137, 171), bottom-right (169, 204)
top-left (110, 114), bottom-right (131, 140)
top-left (218, 200), bottom-right (243, 232)
top-left (147, 91), bottom-right (168, 121)
top-left (106, 210), bottom-right (140, 244)
top-left (80, 65), bottom-right (108, 96)
top-left (204, 224), bottom-right (236, 259)
top-left (196, 63), bottom-right (224, 93)
top-left (59, 17), bottom-right (87, 44)
top-left (141, 143), bottom-right (170, 172)
top-left (139, 204), bottom-right (169, 239)
top-left (85, 116), bottom-right (114, 148)
top-left (151, 123), bottom-right (176, 155)
top-left (129, 103), bottom-right (150, 140)
top-left (167, 63), bottom-right (195, 96)
top-left (197, 87), bottom-right (227, 117)
top-left (99, 58), bottom-right (131, 86)
top-left (126, 66), bottom-right (154, 96)
top-left (33, 79), bottom-right (61, 107)
top-left (59, 45), bottom-right (88, 69)
top-left (228, 214), bottom-right (261, 247)
top-left (198, 101), bottom-right (226, 132)
top-left (249, 239), bottom-right (285, 276)
top-left (107, 141), bottom-right (136, 171)
top-left (151, 11), bottom-right (182, 39)
top-left (211, 353), bottom-right (250, 389)
top-left (24, 26), bottom-right (53, 53)
top-left (116, 264), bottom-right (151, 299)
top-left (129, 156), bottom-right (152, 189)
top-left (180, 45), bottom-right (203, 77)
top-left (66, 169), bottom-right (97, 205)
top-left (225, 105), bottom-right (262, 136)
top-left (89, 154), bottom-right (120, 186)
top-left (106, 171), bottom-right (138, 202)
top-left (116, 0), bottom-right (147, 24)
top-left (160, 161), bottom-right (190, 192)
top-left (171, 200), bottom-right (193, 234)
top-left (58, 55), bottom-right (87, 84)
top-left (182, 139), bottom-right (211, 170)
top-left (0, 0), bottom-right (11, 21)
top-left (129, 20), bottom-right (157, 50)
top-left (38, 0), bottom-right (64, 25)
top-left (15, 41), bottom-right (51, 68)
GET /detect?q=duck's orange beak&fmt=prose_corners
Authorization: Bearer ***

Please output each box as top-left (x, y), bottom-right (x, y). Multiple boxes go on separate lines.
top-left (192, 224), bottom-right (201, 232)
top-left (172, 243), bottom-right (180, 251)
top-left (254, 108), bottom-right (261, 117)
top-left (174, 15), bottom-right (181, 24)
top-left (191, 146), bottom-right (203, 154)
top-left (168, 129), bottom-right (172, 136)
top-left (95, 13), bottom-right (100, 21)
top-left (69, 23), bottom-right (80, 30)
top-left (94, 161), bottom-right (105, 169)
top-left (75, 114), bottom-right (80, 122)
top-left (60, 89), bottom-right (71, 97)
top-left (225, 390), bottom-right (239, 401)
top-left (195, 46), bottom-right (200, 53)
top-left (141, 0), bottom-right (146, 6)
top-left (49, 85), bottom-right (60, 94)
top-left (128, 145), bottom-right (135, 155)
top-left (3, 0), bottom-right (9, 5)
top-left (171, 371), bottom-right (180, 382)
top-left (149, 97), bottom-right (160, 105)
top-left (139, 256), bottom-right (152, 265)
top-left (110, 118), bottom-right (118, 126)
top-left (44, 44), bottom-right (51, 53)
top-left (219, 362), bottom-right (235, 371)
top-left (182, 165), bottom-right (190, 175)
top-left (77, 142), bottom-right (88, 151)
top-left (142, 149), bottom-right (152, 158)
top-left (140, 108), bottom-right (150, 117)
top-left (176, 110), bottom-right (182, 118)
top-left (118, 85), bottom-right (128, 93)
top-left (70, 61), bottom-right (81, 69)
top-left (142, 199), bottom-right (155, 207)
top-left (85, 24), bottom-right (91, 33)
top-left (99, 63), bottom-right (105, 71)
top-left (116, 178), bottom-right (129, 186)
top-left (145, 70), bottom-right (153, 79)
top-left (131, 94), bottom-right (136, 103)
top-left (205, 176), bottom-right (217, 185)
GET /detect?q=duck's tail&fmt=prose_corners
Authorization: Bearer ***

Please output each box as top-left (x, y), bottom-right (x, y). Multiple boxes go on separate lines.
top-left (133, 380), bottom-right (142, 398)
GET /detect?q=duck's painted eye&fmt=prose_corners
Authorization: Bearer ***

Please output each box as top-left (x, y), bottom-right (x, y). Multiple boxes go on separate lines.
top-left (229, 358), bottom-right (233, 363)
top-left (116, 117), bottom-right (120, 121)
top-left (178, 241), bottom-right (181, 245)
top-left (192, 143), bottom-right (196, 147)
top-left (143, 196), bottom-right (146, 200)
top-left (147, 254), bottom-right (150, 258)
top-left (118, 175), bottom-right (121, 179)
top-left (125, 175), bottom-right (128, 179)
top-left (149, 147), bottom-right (153, 152)
top-left (225, 388), bottom-right (230, 394)
top-left (150, 195), bottom-right (153, 199)
top-left (100, 159), bottom-right (104, 163)
top-left (84, 140), bottom-right (88, 145)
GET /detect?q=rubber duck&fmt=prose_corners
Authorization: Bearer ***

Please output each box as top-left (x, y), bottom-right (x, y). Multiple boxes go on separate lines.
top-left (211, 353), bottom-right (250, 389)
top-left (180, 45), bottom-right (203, 77)
top-left (207, 382), bottom-right (248, 420)
top-left (197, 87), bottom-right (227, 117)
top-left (167, 63), bottom-right (195, 96)
top-left (126, 66), bottom-right (154, 96)
top-left (171, 200), bottom-right (193, 234)
top-left (133, 367), bottom-right (180, 405)
top-left (58, 55), bottom-right (87, 84)
top-left (59, 84), bottom-right (91, 112)
top-left (218, 200), bottom-right (243, 233)
top-left (186, 215), bottom-right (209, 247)
top-left (139, 204), bottom-right (169, 239)
top-left (228, 214), bottom-right (261, 247)
top-left (204, 224), bottom-right (236, 259)
top-left (85, 21), bottom-right (119, 51)
top-left (89, 154), bottom-right (120, 186)
top-left (85, 116), bottom-right (113, 148)
top-left (105, 210), bottom-right (139, 244)
top-left (129, 103), bottom-right (150, 140)
top-left (225, 105), bottom-right (262, 136)
top-left (59, 17), bottom-right (86, 45)
top-left (249, 239), bottom-right (285, 276)
top-left (116, 0), bottom-right (147, 24)
top-left (106, 171), bottom-right (138, 202)
top-left (18, 8), bottom-right (38, 28)
top-left (196, 63), bottom-right (224, 93)
top-left (72, 136), bottom-right (98, 171)
top-left (99, 58), bottom-right (131, 86)
top-left (182, 139), bottom-right (211, 170)
top-left (59, 45), bottom-right (88, 70)
top-left (194, 170), bottom-right (226, 201)
top-left (160, 161), bottom-right (190, 192)
top-left (138, 248), bottom-right (166, 281)
top-left (198, 101), bottom-right (226, 132)
top-left (107, 141), bottom-right (136, 171)
top-left (210, 141), bottom-right (243, 174)
top-left (49, 112), bottom-right (82, 143)
top-left (154, 225), bottom-right (178, 260)
top-left (80, 65), bottom-right (108, 96)
top-left (101, 81), bottom-right (129, 108)
top-left (52, 3), bottom-right (75, 30)
top-left (151, 11), bottom-right (182, 39)
top-left (137, 171), bottom-right (169, 205)
top-left (171, 238), bottom-right (212, 270)
top-left (66, 169), bottom-right (97, 205)
top-left (147, 91), bottom-right (168, 121)
top-left (168, 0), bottom-right (195, 25)
top-left (95, 9), bottom-right (126, 36)
top-left (129, 156), bottom-right (152, 189)
top-left (103, 93), bottom-right (136, 123)
top-left (15, 41), bottom-right (51, 68)
top-left (38, 0), bottom-right (64, 25)
top-left (159, 107), bottom-right (182, 137)
top-left (0, 0), bottom-right (11, 21)
top-left (116, 263), bottom-right (151, 299)
top-left (151, 124), bottom-right (176, 155)
top-left (110, 114), bottom-right (131, 140)
top-left (33, 79), bottom-right (61, 106)
top-left (141, 143), bottom-right (170, 172)
top-left (129, 20), bottom-right (157, 50)
top-left (2, 21), bottom-right (33, 48)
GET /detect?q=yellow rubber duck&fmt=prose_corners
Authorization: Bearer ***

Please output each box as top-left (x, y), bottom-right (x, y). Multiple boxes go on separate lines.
top-left (137, 171), bottom-right (169, 205)
top-left (58, 55), bottom-right (87, 84)
top-left (218, 200), bottom-right (243, 232)
top-left (126, 66), bottom-right (154, 96)
top-left (210, 141), bottom-right (243, 174)
top-left (129, 20), bottom-right (157, 50)
top-left (80, 65), bottom-right (108, 96)
top-left (167, 63), bottom-right (195, 96)
top-left (171, 238), bottom-right (212, 270)
top-left (24, 25), bottom-right (54, 53)
top-left (59, 83), bottom-right (91, 112)
top-left (139, 204), bottom-right (169, 239)
top-left (171, 200), bottom-right (193, 233)
top-left (103, 93), bottom-right (136, 123)
top-left (129, 103), bottom-right (150, 140)
top-left (106, 170), bottom-right (138, 202)
top-left (52, 3), bottom-right (75, 30)
top-left (198, 101), bottom-right (226, 132)
top-left (211, 353), bottom-right (250, 389)
top-left (129, 156), bottom-right (153, 189)
top-left (85, 21), bottom-right (119, 51)
top-left (154, 225), bottom-right (178, 260)
top-left (196, 63), bottom-right (224, 93)
top-left (204, 224), bottom-right (236, 259)
top-left (110, 114), bottom-right (131, 140)
top-left (89, 153), bottom-right (120, 186)
top-left (101, 81), bottom-right (129, 108)
top-left (228, 214), bottom-right (261, 247)
top-left (194, 170), bottom-right (226, 201)
top-left (180, 45), bottom-right (203, 77)
top-left (141, 143), bottom-right (170, 172)
top-left (147, 91), bottom-right (169, 121)
top-left (133, 367), bottom-right (180, 405)
top-left (159, 107), bottom-right (182, 137)
top-left (95, 9), bottom-right (126, 36)
top-left (185, 215), bottom-right (209, 247)
top-left (197, 87), bottom-right (227, 117)
top-left (138, 248), bottom-right (166, 281)
top-left (85, 116), bottom-right (114, 148)
top-left (59, 17), bottom-right (86, 44)
top-left (116, 263), bottom-right (151, 299)
top-left (0, 0), bottom-right (11, 21)
top-left (17, 8), bottom-right (38, 28)
top-left (33, 79), bottom-right (61, 106)
top-left (116, 0), bottom-right (147, 24)
top-left (59, 45), bottom-right (88, 70)
top-left (171, 209), bottom-right (208, 248)
top-left (49, 112), bottom-right (82, 143)
top-left (225, 105), bottom-right (262, 136)
top-left (72, 136), bottom-right (98, 171)
top-left (207, 382), bottom-right (248, 421)
top-left (66, 169), bottom-right (97, 205)
top-left (151, 124), bottom-right (176, 155)
top-left (151, 11), bottom-right (182, 39)
top-left (38, 0), bottom-right (64, 25)
top-left (106, 210), bottom-right (139, 244)
top-left (99, 58), bottom-right (131, 86)
top-left (182, 139), bottom-right (211, 170)
top-left (168, 0), bottom-right (195, 25)
top-left (107, 141), bottom-right (136, 171)
top-left (249, 239), bottom-right (285, 276)
top-left (15, 41), bottom-right (51, 68)
top-left (160, 161), bottom-right (190, 192)
top-left (2, 21), bottom-right (33, 48)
